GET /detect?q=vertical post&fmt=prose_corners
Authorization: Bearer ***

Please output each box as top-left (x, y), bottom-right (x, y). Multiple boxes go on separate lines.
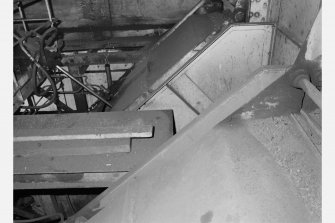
top-left (17, 2), bottom-right (28, 32)
top-left (105, 64), bottom-right (113, 90)
top-left (45, 0), bottom-right (53, 22)
top-left (68, 66), bottom-right (89, 112)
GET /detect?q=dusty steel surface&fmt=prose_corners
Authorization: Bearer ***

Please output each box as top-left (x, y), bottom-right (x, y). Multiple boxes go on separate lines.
top-left (14, 138), bottom-right (131, 157)
top-left (245, 115), bottom-right (321, 222)
top-left (66, 66), bottom-right (289, 222)
top-left (14, 110), bottom-right (174, 175)
top-left (109, 13), bottom-right (222, 111)
top-left (142, 86), bottom-right (200, 129)
top-left (272, 30), bottom-right (300, 66)
top-left (139, 24), bottom-right (275, 130)
top-left (85, 121), bottom-right (315, 223)
top-left (110, 21), bottom-right (275, 128)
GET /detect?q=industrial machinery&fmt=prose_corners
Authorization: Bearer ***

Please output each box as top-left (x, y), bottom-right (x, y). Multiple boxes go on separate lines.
top-left (13, 0), bottom-right (321, 222)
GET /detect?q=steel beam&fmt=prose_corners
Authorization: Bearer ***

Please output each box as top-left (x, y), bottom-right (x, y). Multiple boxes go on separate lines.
top-left (14, 126), bottom-right (153, 142)
top-left (14, 172), bottom-right (128, 190)
top-left (68, 66), bottom-right (89, 112)
top-left (61, 51), bottom-right (141, 66)
top-left (63, 36), bottom-right (158, 52)
top-left (14, 110), bottom-right (174, 175)
top-left (14, 138), bottom-right (131, 157)
top-left (67, 66), bottom-right (289, 222)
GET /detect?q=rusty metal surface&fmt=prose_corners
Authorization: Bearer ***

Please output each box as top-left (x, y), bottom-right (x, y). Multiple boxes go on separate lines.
top-left (14, 110), bottom-right (174, 175)
top-left (65, 66), bottom-right (319, 223)
top-left (291, 112), bottom-right (321, 156)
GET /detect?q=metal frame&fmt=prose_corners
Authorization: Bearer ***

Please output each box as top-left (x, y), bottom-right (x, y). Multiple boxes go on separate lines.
top-left (14, 110), bottom-right (174, 189)
top-left (67, 66), bottom-right (289, 222)
top-left (134, 23), bottom-right (275, 130)
top-left (113, 23), bottom-right (275, 115)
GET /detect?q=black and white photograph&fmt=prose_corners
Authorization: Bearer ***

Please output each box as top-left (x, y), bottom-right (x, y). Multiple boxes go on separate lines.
top-left (6, 0), bottom-right (331, 222)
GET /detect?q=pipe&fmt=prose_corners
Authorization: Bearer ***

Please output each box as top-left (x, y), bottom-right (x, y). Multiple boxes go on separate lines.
top-left (14, 18), bottom-right (50, 23)
top-left (56, 65), bottom-right (113, 108)
top-left (298, 78), bottom-right (322, 109)
top-left (289, 69), bottom-right (322, 109)
top-left (44, 0), bottom-right (53, 22)
top-left (17, 2), bottom-right (28, 32)
top-left (14, 213), bottom-right (64, 223)
top-left (105, 64), bottom-right (113, 89)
